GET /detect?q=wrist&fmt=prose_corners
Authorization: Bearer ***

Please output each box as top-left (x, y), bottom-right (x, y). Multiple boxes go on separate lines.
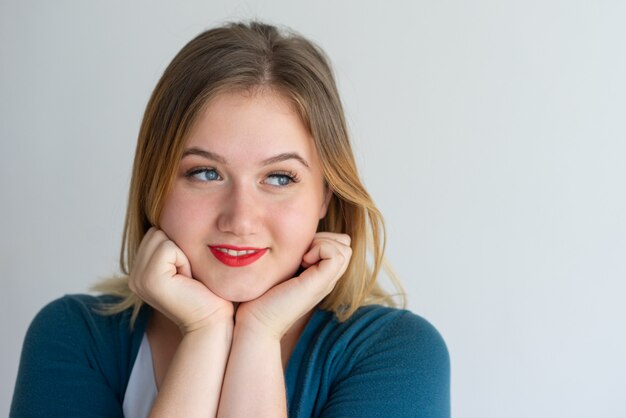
top-left (232, 321), bottom-right (283, 354)
top-left (233, 310), bottom-right (284, 343)
top-left (180, 307), bottom-right (235, 336)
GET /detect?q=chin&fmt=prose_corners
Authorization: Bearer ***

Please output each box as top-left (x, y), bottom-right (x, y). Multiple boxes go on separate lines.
top-left (209, 282), bottom-right (270, 303)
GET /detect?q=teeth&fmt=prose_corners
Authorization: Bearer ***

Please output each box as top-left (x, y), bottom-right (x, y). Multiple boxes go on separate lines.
top-left (216, 248), bottom-right (258, 257)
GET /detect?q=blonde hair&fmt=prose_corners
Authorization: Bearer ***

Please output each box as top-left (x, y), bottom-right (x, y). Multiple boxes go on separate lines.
top-left (94, 21), bottom-right (405, 324)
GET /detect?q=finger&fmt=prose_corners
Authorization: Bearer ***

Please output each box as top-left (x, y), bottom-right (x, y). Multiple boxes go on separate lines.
top-left (313, 232), bottom-right (351, 247)
top-left (298, 249), bottom-right (347, 294)
top-left (147, 240), bottom-right (187, 277)
top-left (132, 243), bottom-right (190, 311)
top-left (169, 241), bottom-right (192, 279)
top-left (301, 234), bottom-right (351, 269)
top-left (301, 239), bottom-right (351, 272)
top-left (134, 228), bottom-right (168, 271)
top-left (132, 234), bottom-right (184, 292)
top-left (144, 228), bottom-right (171, 256)
top-left (300, 240), bottom-right (331, 268)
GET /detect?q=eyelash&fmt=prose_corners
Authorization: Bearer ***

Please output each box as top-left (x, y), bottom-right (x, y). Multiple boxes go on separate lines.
top-left (266, 171), bottom-right (300, 187)
top-left (185, 167), bottom-right (221, 182)
top-left (184, 167), bottom-right (300, 187)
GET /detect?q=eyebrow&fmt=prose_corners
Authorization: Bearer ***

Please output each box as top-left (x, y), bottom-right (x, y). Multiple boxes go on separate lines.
top-left (262, 152), bottom-right (310, 169)
top-left (182, 147), bottom-right (227, 164)
top-left (182, 147), bottom-right (310, 169)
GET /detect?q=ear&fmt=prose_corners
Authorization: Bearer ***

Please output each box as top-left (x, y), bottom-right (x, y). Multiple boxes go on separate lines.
top-left (319, 186), bottom-right (333, 219)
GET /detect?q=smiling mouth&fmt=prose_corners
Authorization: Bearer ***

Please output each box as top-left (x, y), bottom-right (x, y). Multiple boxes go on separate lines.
top-left (209, 245), bottom-right (267, 267)
top-left (214, 248), bottom-right (259, 256)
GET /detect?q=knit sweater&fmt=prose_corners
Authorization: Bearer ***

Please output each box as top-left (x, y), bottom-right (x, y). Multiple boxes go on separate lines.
top-left (11, 294), bottom-right (450, 417)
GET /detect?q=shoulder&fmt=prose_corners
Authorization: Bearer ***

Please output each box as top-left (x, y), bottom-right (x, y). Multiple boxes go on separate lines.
top-left (345, 304), bottom-right (444, 338)
top-left (12, 294), bottom-right (148, 416)
top-left (25, 293), bottom-right (151, 358)
top-left (303, 305), bottom-right (450, 417)
top-left (315, 305), bottom-right (449, 364)
top-left (33, 293), bottom-right (123, 319)
top-left (21, 293), bottom-right (152, 387)
top-left (22, 293), bottom-right (145, 368)
top-left (28, 293), bottom-right (133, 339)
top-left (363, 306), bottom-right (449, 363)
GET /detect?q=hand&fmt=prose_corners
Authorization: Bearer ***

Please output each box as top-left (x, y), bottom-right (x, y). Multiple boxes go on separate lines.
top-left (128, 227), bottom-right (234, 334)
top-left (235, 232), bottom-right (352, 339)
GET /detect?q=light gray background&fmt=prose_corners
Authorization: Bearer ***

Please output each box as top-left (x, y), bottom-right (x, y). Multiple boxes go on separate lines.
top-left (1, 1), bottom-right (625, 417)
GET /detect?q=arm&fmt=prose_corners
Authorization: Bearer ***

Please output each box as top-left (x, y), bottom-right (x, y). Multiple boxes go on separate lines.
top-left (129, 228), bottom-right (234, 418)
top-left (218, 320), bottom-right (287, 416)
top-left (148, 319), bottom-right (233, 417)
top-left (217, 232), bottom-right (352, 418)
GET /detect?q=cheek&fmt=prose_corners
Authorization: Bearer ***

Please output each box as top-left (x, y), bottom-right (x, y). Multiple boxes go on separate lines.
top-left (159, 190), bottom-right (208, 244)
top-left (271, 200), bottom-right (321, 252)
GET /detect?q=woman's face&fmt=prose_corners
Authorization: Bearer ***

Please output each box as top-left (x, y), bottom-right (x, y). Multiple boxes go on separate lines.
top-left (159, 90), bottom-right (330, 302)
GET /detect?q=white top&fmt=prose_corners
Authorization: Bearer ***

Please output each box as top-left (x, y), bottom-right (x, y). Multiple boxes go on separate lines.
top-left (123, 333), bottom-right (157, 418)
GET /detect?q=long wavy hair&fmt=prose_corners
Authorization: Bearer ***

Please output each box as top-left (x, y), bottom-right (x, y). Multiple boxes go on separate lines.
top-left (94, 21), bottom-right (404, 325)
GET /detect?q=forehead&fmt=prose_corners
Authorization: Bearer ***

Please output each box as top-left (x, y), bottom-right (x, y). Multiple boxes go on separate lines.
top-left (185, 89), bottom-right (316, 160)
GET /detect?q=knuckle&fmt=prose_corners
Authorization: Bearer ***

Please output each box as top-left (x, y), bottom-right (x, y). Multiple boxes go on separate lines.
top-left (154, 240), bottom-right (173, 258)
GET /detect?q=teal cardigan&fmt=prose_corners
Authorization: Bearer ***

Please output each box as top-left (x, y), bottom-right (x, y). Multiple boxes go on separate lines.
top-left (11, 294), bottom-right (450, 417)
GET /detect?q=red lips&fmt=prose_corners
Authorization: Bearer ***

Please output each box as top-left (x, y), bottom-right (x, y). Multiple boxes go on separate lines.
top-left (209, 245), bottom-right (268, 267)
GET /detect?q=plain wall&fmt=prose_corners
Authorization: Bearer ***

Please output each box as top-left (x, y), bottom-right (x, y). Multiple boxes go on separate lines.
top-left (2, 1), bottom-right (625, 417)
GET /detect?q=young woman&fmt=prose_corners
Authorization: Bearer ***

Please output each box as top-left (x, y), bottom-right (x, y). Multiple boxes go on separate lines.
top-left (11, 21), bottom-right (450, 417)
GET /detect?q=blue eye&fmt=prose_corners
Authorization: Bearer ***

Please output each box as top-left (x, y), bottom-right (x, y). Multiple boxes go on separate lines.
top-left (265, 173), bottom-right (297, 187)
top-left (187, 168), bottom-right (221, 182)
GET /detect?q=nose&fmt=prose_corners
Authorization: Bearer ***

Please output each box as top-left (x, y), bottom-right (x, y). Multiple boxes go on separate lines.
top-left (216, 183), bottom-right (261, 237)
